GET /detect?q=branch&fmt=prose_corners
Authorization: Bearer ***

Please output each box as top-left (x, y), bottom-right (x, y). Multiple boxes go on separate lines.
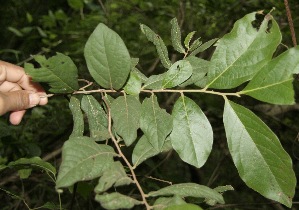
top-left (284, 0), bottom-right (297, 46)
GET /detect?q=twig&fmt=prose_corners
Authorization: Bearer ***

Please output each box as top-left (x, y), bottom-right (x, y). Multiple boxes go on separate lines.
top-left (98, 0), bottom-right (107, 15)
top-left (101, 94), bottom-right (151, 210)
top-left (284, 0), bottom-right (297, 46)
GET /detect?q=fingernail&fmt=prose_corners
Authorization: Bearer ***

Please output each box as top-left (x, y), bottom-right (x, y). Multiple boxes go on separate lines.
top-left (29, 93), bottom-right (40, 107)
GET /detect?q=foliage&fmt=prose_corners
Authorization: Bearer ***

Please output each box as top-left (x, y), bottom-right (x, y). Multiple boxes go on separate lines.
top-left (1, 1), bottom-right (299, 210)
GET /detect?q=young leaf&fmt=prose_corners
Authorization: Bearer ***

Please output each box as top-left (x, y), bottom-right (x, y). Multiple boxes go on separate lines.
top-left (153, 195), bottom-right (186, 210)
top-left (180, 56), bottom-right (209, 87)
top-left (140, 95), bottom-right (173, 151)
top-left (95, 161), bottom-right (133, 193)
top-left (123, 70), bottom-right (142, 95)
top-left (56, 137), bottom-right (116, 189)
top-left (110, 95), bottom-right (141, 146)
top-left (132, 135), bottom-right (172, 167)
top-left (223, 100), bottom-right (296, 207)
top-left (184, 31), bottom-right (196, 49)
top-left (142, 74), bottom-right (165, 89)
top-left (140, 24), bottom-right (172, 68)
top-left (162, 60), bottom-right (193, 88)
top-left (81, 95), bottom-right (109, 140)
top-left (170, 96), bottom-right (213, 168)
top-left (240, 46), bottom-right (299, 105)
top-left (8, 157), bottom-right (56, 180)
top-left (206, 12), bottom-right (281, 89)
top-left (95, 192), bottom-right (143, 209)
top-left (170, 18), bottom-right (185, 54)
top-left (84, 23), bottom-right (131, 90)
top-left (189, 38), bottom-right (218, 56)
top-left (69, 96), bottom-right (84, 138)
top-left (24, 53), bottom-right (79, 93)
top-left (148, 183), bottom-right (224, 204)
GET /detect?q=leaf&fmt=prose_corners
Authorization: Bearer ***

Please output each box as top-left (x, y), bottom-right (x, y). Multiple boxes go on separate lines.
top-left (184, 31), bottom-right (196, 49)
top-left (8, 157), bottom-right (56, 180)
top-left (206, 12), bottom-right (281, 89)
top-left (140, 24), bottom-right (172, 68)
top-left (223, 100), bottom-right (296, 207)
top-left (110, 95), bottom-right (141, 146)
top-left (180, 56), bottom-right (209, 87)
top-left (189, 38), bottom-right (202, 52)
top-left (153, 195), bottom-right (186, 210)
top-left (190, 38), bottom-right (218, 56)
top-left (17, 169), bottom-right (32, 179)
top-left (69, 96), bottom-right (84, 138)
top-left (37, 202), bottom-right (60, 210)
top-left (95, 161), bottom-right (133, 193)
top-left (148, 183), bottom-right (225, 204)
top-left (170, 96), bottom-right (213, 168)
top-left (56, 137), bottom-right (116, 189)
top-left (205, 185), bottom-right (234, 206)
top-left (84, 23), bottom-right (131, 90)
top-left (132, 135), bottom-right (172, 167)
top-left (95, 192), bottom-right (143, 209)
top-left (81, 95), bottom-right (109, 140)
top-left (142, 74), bottom-right (165, 89)
top-left (162, 60), bottom-right (193, 88)
top-left (140, 95), bottom-right (173, 151)
top-left (165, 204), bottom-right (203, 210)
top-left (123, 70), bottom-right (142, 95)
top-left (24, 53), bottom-right (79, 93)
top-left (170, 18), bottom-right (185, 54)
top-left (67, 0), bottom-right (84, 10)
top-left (240, 46), bottom-right (299, 105)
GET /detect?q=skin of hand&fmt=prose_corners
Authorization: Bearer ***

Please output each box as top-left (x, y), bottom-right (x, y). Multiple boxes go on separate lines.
top-left (0, 61), bottom-right (48, 125)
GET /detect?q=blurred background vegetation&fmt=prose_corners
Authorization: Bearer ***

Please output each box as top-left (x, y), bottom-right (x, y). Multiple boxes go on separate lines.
top-left (0, 0), bottom-right (298, 209)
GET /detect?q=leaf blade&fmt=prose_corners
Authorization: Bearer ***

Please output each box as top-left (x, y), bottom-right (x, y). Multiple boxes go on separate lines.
top-left (170, 18), bottom-right (185, 54)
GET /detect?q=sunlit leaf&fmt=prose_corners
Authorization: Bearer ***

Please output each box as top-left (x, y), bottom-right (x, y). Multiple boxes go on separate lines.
top-left (240, 46), bottom-right (299, 105)
top-left (111, 95), bottom-right (141, 146)
top-left (223, 100), bottom-right (296, 207)
top-left (95, 161), bottom-right (133, 193)
top-left (81, 95), bottom-right (109, 140)
top-left (56, 137), bottom-right (116, 189)
top-left (148, 183), bottom-right (224, 204)
top-left (140, 95), bottom-right (173, 151)
top-left (170, 96), bottom-right (213, 168)
top-left (84, 23), bottom-right (131, 90)
top-left (25, 53), bottom-right (79, 93)
top-left (170, 18), bottom-right (185, 53)
top-left (206, 12), bottom-right (281, 89)
top-left (69, 96), bottom-right (84, 138)
top-left (95, 192), bottom-right (143, 209)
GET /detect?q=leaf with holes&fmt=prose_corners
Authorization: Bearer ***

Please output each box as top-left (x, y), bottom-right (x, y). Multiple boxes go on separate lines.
top-left (223, 100), bottom-right (296, 207)
top-left (24, 53), bottom-right (79, 93)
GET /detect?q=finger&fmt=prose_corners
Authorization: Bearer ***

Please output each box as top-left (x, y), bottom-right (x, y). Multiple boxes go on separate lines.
top-left (9, 110), bottom-right (26, 125)
top-left (0, 81), bottom-right (22, 92)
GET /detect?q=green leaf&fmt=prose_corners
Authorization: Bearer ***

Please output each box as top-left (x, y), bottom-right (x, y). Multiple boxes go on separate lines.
top-left (170, 96), bottom-right (213, 168)
top-left (140, 95), bottom-right (173, 151)
top-left (142, 74), bottom-right (165, 89)
top-left (123, 70), bottom-right (142, 95)
top-left (170, 18), bottom-right (185, 54)
top-left (162, 60), bottom-right (193, 88)
top-left (36, 202), bottom-right (60, 210)
top-left (132, 136), bottom-right (172, 167)
top-left (153, 195), bottom-right (186, 210)
top-left (140, 24), bottom-right (172, 68)
top-left (148, 183), bottom-right (224, 204)
top-left (206, 12), bottom-right (281, 89)
top-left (95, 161), bottom-right (133, 193)
top-left (17, 169), bottom-right (32, 179)
top-left (205, 185), bottom-right (234, 206)
top-left (95, 192), bottom-right (143, 209)
top-left (84, 23), bottom-right (131, 90)
top-left (240, 46), bottom-right (299, 105)
top-left (67, 0), bottom-right (84, 10)
top-left (184, 31), bottom-right (196, 49)
top-left (56, 137), bottom-right (116, 189)
top-left (24, 53), bottom-right (79, 93)
top-left (165, 204), bottom-right (203, 210)
top-left (81, 95), bottom-right (109, 140)
top-left (69, 96), bottom-right (84, 138)
top-left (189, 38), bottom-right (218, 56)
top-left (189, 38), bottom-right (202, 52)
top-left (111, 95), bottom-right (141, 146)
top-left (180, 56), bottom-right (209, 87)
top-left (8, 157), bottom-right (56, 180)
top-left (223, 100), bottom-right (296, 207)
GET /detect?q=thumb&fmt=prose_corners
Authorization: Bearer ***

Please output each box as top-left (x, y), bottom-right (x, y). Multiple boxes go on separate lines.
top-left (0, 90), bottom-right (41, 115)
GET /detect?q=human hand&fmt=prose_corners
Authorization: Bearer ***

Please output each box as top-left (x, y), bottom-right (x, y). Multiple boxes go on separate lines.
top-left (0, 61), bottom-right (48, 125)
